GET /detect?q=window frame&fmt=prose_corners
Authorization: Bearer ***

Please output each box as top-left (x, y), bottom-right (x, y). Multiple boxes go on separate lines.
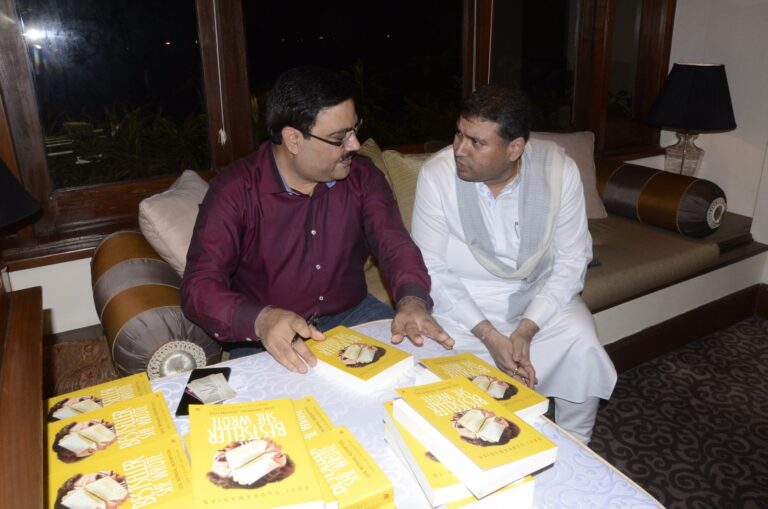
top-left (1, 0), bottom-right (675, 268)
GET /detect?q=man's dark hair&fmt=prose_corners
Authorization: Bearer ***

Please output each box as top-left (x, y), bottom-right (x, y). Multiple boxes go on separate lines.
top-left (266, 66), bottom-right (357, 144)
top-left (460, 84), bottom-right (531, 141)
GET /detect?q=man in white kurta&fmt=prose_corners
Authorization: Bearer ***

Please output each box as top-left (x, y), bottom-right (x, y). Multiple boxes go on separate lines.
top-left (411, 85), bottom-right (616, 443)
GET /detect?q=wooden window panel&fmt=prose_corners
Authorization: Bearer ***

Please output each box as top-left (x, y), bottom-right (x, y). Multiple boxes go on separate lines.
top-left (0, 0), bottom-right (252, 266)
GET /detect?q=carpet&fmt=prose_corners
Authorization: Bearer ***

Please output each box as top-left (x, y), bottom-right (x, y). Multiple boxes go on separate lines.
top-left (43, 336), bottom-right (121, 397)
top-left (590, 315), bottom-right (768, 509)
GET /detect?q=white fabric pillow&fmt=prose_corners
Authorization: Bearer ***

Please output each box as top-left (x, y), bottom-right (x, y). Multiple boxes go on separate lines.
top-left (138, 170), bottom-right (209, 275)
top-left (530, 131), bottom-right (608, 219)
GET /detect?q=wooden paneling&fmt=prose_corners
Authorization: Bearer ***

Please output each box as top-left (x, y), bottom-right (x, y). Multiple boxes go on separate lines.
top-left (0, 286), bottom-right (43, 509)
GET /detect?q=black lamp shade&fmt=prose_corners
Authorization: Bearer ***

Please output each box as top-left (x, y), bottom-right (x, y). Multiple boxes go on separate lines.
top-left (0, 158), bottom-right (40, 231)
top-left (646, 63), bottom-right (737, 131)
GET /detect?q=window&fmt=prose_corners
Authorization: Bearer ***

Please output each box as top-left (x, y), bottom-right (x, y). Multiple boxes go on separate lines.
top-left (16, 0), bottom-right (211, 189)
top-left (241, 0), bottom-right (463, 148)
top-left (0, 0), bottom-right (676, 264)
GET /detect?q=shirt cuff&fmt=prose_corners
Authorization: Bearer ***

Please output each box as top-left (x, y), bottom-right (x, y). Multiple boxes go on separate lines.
top-left (523, 296), bottom-right (557, 330)
top-left (232, 300), bottom-right (266, 342)
top-left (452, 296), bottom-right (487, 332)
top-left (393, 283), bottom-right (433, 310)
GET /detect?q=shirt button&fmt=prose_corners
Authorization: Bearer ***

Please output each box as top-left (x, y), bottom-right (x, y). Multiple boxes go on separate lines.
top-left (318, 295), bottom-right (324, 301)
top-left (311, 229), bottom-right (317, 235)
top-left (214, 332), bottom-right (219, 338)
top-left (315, 264), bottom-right (321, 270)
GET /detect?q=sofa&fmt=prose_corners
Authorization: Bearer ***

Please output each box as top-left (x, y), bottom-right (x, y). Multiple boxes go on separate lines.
top-left (90, 132), bottom-right (727, 377)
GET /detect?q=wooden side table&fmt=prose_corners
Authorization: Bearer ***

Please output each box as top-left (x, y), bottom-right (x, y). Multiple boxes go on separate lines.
top-left (0, 285), bottom-right (43, 509)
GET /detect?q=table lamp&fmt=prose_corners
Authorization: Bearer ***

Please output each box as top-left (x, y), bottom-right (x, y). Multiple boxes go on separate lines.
top-left (646, 63), bottom-right (736, 176)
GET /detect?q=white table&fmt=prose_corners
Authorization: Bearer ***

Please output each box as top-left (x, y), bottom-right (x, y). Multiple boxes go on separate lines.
top-left (151, 320), bottom-right (662, 508)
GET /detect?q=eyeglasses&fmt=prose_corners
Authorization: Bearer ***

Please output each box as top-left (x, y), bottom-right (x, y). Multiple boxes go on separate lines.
top-left (303, 118), bottom-right (363, 148)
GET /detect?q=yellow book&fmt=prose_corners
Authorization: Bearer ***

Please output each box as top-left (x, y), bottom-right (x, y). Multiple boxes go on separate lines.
top-left (306, 326), bottom-right (413, 394)
top-left (47, 392), bottom-right (178, 472)
top-left (383, 402), bottom-right (468, 506)
top-left (383, 402), bottom-right (535, 508)
top-left (417, 353), bottom-right (549, 423)
top-left (308, 427), bottom-right (394, 509)
top-left (47, 435), bottom-right (193, 509)
top-left (295, 396), bottom-right (339, 509)
top-left (46, 373), bottom-right (152, 422)
top-left (295, 395), bottom-right (336, 440)
top-left (189, 399), bottom-right (325, 509)
top-left (394, 378), bottom-right (556, 498)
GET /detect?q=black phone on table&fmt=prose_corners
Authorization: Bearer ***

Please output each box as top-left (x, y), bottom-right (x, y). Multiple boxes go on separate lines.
top-left (174, 367), bottom-right (232, 417)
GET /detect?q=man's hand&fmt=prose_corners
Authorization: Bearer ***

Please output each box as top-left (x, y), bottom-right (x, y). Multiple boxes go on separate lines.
top-left (473, 319), bottom-right (538, 387)
top-left (254, 307), bottom-right (325, 374)
top-left (391, 297), bottom-right (454, 349)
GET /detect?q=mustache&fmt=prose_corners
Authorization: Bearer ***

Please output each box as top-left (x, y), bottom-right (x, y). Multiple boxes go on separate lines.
top-left (340, 151), bottom-right (355, 163)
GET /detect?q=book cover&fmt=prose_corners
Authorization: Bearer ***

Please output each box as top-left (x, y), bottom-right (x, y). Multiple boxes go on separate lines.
top-left (394, 378), bottom-right (556, 498)
top-left (47, 392), bottom-right (178, 472)
top-left (189, 399), bottom-right (325, 509)
top-left (294, 396), bottom-right (336, 441)
top-left (306, 326), bottom-right (413, 393)
top-left (417, 353), bottom-right (549, 422)
top-left (308, 427), bottom-right (394, 509)
top-left (47, 436), bottom-right (193, 509)
top-left (382, 401), bottom-right (468, 506)
top-left (46, 373), bottom-right (153, 422)
top-left (384, 401), bottom-right (535, 509)
top-left (294, 397), bottom-right (340, 509)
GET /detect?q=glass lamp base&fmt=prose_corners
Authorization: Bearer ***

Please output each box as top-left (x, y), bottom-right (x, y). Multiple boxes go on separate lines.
top-left (664, 132), bottom-right (703, 177)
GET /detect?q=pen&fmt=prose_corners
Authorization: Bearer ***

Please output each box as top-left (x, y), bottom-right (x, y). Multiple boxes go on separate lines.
top-left (291, 313), bottom-right (318, 344)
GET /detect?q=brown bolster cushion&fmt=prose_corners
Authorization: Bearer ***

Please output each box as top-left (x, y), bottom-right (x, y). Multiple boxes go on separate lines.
top-left (595, 159), bottom-right (726, 237)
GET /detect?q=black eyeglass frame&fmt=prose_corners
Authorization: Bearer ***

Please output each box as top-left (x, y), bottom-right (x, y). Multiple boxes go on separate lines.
top-left (302, 118), bottom-right (363, 147)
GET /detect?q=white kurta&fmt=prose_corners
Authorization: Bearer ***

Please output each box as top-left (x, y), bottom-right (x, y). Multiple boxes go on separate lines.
top-left (412, 145), bottom-right (616, 403)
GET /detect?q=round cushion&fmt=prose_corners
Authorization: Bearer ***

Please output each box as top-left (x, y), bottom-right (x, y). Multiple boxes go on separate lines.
top-left (595, 160), bottom-right (726, 238)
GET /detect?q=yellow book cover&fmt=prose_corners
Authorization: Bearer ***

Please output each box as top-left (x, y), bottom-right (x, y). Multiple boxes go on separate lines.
top-left (47, 392), bottom-right (177, 472)
top-left (46, 373), bottom-right (152, 422)
top-left (308, 427), bottom-right (394, 509)
top-left (47, 435), bottom-right (193, 509)
top-left (418, 353), bottom-right (549, 422)
top-left (306, 326), bottom-right (413, 393)
top-left (294, 396), bottom-right (336, 440)
top-left (394, 378), bottom-right (556, 498)
top-left (189, 399), bottom-right (325, 509)
top-left (382, 401), bottom-right (468, 506)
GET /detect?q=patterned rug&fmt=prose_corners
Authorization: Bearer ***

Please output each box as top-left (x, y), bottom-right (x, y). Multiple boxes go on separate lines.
top-left (43, 336), bottom-right (120, 398)
top-left (590, 315), bottom-right (768, 509)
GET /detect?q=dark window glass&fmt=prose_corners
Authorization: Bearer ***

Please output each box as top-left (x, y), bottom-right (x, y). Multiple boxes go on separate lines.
top-left (241, 0), bottom-right (463, 148)
top-left (491, 0), bottom-right (579, 131)
top-left (17, 0), bottom-right (210, 189)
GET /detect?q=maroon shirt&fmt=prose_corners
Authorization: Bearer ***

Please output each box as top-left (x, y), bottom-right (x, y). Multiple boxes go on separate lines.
top-left (181, 141), bottom-right (431, 342)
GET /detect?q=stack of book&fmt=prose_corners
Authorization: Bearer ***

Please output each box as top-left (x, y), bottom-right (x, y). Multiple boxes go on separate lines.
top-left (306, 326), bottom-right (413, 394)
top-left (385, 372), bottom-right (557, 507)
top-left (188, 395), bottom-right (395, 508)
top-left (45, 374), bottom-right (194, 508)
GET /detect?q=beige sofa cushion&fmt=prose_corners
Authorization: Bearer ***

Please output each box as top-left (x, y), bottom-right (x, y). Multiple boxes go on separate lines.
top-left (381, 150), bottom-right (432, 232)
top-left (138, 170), bottom-right (209, 275)
top-left (358, 138), bottom-right (391, 185)
top-left (530, 131), bottom-right (608, 219)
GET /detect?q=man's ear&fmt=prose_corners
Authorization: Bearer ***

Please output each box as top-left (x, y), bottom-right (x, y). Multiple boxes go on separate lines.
top-left (281, 126), bottom-right (303, 155)
top-left (506, 137), bottom-right (526, 162)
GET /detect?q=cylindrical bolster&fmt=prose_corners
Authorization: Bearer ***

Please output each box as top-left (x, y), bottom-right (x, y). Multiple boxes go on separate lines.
top-left (91, 231), bottom-right (222, 376)
top-left (595, 159), bottom-right (726, 237)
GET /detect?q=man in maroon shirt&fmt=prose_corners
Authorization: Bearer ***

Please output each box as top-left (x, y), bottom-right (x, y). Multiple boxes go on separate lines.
top-left (181, 67), bottom-right (453, 373)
